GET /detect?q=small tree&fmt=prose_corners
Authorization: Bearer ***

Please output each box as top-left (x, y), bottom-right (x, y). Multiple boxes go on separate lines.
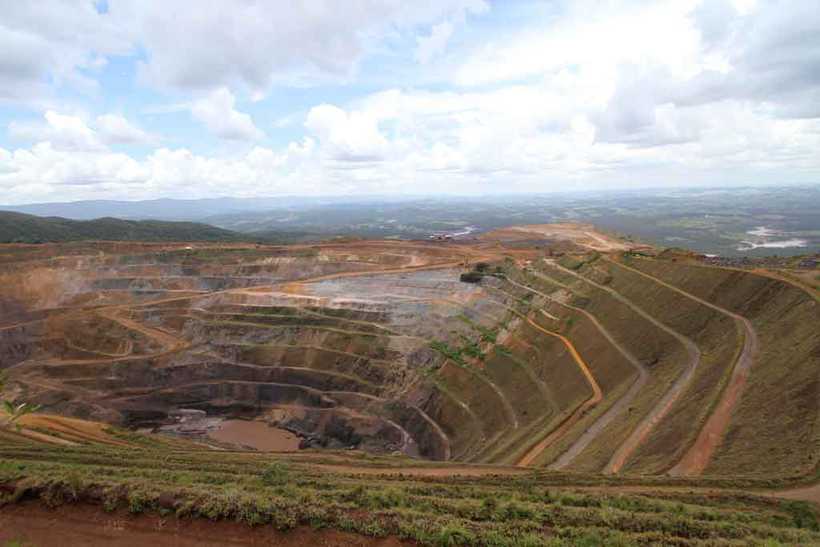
top-left (0, 373), bottom-right (40, 431)
top-left (261, 461), bottom-right (290, 486)
top-left (2, 401), bottom-right (41, 431)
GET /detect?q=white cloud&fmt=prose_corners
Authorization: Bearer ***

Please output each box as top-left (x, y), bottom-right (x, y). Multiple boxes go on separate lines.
top-left (1, 0), bottom-right (819, 202)
top-left (96, 114), bottom-right (157, 145)
top-left (305, 104), bottom-right (387, 161)
top-left (0, 2), bottom-right (130, 103)
top-left (3, 81), bottom-right (819, 204)
top-left (110, 0), bottom-right (488, 94)
top-left (190, 88), bottom-right (264, 141)
top-left (8, 110), bottom-right (158, 150)
top-left (455, 1), bottom-right (705, 87)
top-left (8, 111), bottom-right (103, 151)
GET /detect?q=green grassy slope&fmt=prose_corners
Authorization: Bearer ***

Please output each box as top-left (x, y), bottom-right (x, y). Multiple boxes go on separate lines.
top-left (525, 261), bottom-right (690, 473)
top-left (623, 257), bottom-right (820, 478)
top-left (584, 258), bottom-right (741, 474)
top-left (1, 429), bottom-right (818, 546)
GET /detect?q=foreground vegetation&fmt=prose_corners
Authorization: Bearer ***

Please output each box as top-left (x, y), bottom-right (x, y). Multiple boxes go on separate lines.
top-left (1, 429), bottom-right (818, 546)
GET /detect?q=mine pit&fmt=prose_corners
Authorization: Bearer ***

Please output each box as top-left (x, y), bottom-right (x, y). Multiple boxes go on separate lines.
top-left (1, 231), bottom-right (816, 478)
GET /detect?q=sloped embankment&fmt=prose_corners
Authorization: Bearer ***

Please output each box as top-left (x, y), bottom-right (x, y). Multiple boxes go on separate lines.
top-left (622, 258), bottom-right (819, 478)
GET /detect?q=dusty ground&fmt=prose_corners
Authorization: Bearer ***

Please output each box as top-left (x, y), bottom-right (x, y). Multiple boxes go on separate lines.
top-left (515, 315), bottom-right (602, 467)
top-left (0, 501), bottom-right (411, 547)
top-left (482, 223), bottom-right (639, 252)
top-left (0, 236), bottom-right (528, 459)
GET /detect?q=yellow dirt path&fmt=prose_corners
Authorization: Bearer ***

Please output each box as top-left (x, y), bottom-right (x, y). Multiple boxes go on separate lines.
top-left (504, 274), bottom-right (649, 471)
top-left (515, 314), bottom-right (602, 467)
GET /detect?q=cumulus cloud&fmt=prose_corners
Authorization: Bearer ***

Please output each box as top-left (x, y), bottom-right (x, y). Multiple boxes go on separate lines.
top-left (305, 104), bottom-right (387, 161)
top-left (108, 0), bottom-right (488, 93)
top-left (96, 114), bottom-right (158, 145)
top-left (190, 88), bottom-right (263, 141)
top-left (8, 110), bottom-right (157, 150)
top-left (1, 1), bottom-right (488, 100)
top-left (451, 0), bottom-right (820, 147)
top-left (4, 81), bottom-right (818, 204)
top-left (0, 2), bottom-right (130, 103)
top-left (0, 141), bottom-right (322, 204)
top-left (8, 111), bottom-right (104, 151)
top-left (1, 0), bottom-right (819, 202)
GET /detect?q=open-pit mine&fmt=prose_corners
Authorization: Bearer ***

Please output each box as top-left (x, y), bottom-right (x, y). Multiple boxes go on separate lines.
top-left (1, 224), bottom-right (818, 545)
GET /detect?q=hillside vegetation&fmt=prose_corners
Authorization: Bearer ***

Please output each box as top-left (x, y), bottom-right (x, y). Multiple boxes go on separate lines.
top-left (1, 424), bottom-right (819, 546)
top-left (0, 211), bottom-right (244, 243)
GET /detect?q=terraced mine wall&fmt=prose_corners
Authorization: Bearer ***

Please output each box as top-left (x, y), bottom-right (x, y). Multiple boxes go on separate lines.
top-left (1, 240), bottom-right (817, 482)
top-left (621, 257), bottom-right (819, 478)
top-left (586, 258), bottom-right (741, 474)
top-left (518, 262), bottom-right (692, 473)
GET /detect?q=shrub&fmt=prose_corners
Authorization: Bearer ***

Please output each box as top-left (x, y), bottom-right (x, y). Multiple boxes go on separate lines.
top-left (782, 500), bottom-right (819, 531)
top-left (261, 461), bottom-right (290, 486)
top-left (435, 524), bottom-right (476, 546)
top-left (127, 490), bottom-right (152, 514)
top-left (478, 496), bottom-right (498, 520)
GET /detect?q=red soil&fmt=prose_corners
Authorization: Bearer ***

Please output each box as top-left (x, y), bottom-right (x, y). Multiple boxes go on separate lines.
top-left (0, 501), bottom-right (411, 546)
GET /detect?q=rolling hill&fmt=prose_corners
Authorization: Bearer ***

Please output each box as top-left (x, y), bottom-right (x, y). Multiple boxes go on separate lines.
top-left (0, 211), bottom-right (244, 243)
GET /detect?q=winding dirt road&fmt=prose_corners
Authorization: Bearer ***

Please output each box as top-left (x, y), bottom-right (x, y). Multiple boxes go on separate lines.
top-left (607, 258), bottom-right (759, 477)
top-left (503, 274), bottom-right (650, 470)
top-left (514, 312), bottom-right (602, 467)
top-left (544, 260), bottom-right (702, 474)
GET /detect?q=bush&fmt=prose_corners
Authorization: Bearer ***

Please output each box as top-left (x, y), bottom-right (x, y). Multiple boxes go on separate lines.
top-left (261, 462), bottom-right (290, 486)
top-left (435, 524), bottom-right (476, 546)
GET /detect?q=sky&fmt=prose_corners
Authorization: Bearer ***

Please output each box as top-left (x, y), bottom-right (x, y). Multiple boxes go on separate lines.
top-left (0, 0), bottom-right (818, 204)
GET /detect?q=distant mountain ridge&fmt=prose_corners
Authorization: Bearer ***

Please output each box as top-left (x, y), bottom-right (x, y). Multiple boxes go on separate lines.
top-left (0, 195), bottom-right (424, 221)
top-left (0, 198), bottom-right (299, 221)
top-left (0, 211), bottom-right (243, 243)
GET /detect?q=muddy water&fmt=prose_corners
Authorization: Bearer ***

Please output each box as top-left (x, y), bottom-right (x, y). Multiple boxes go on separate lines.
top-left (208, 420), bottom-right (300, 451)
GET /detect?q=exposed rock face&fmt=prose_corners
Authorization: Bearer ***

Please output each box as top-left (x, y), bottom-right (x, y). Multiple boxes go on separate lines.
top-left (7, 238), bottom-right (813, 476)
top-left (1, 241), bottom-right (521, 460)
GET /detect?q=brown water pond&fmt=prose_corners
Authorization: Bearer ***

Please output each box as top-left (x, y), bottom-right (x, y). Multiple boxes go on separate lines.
top-left (208, 420), bottom-right (300, 451)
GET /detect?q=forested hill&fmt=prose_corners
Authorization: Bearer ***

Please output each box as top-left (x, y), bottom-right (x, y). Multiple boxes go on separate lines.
top-left (0, 211), bottom-right (244, 243)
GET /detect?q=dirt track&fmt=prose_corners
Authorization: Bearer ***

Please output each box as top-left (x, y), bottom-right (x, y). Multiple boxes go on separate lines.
top-left (514, 314), bottom-right (602, 467)
top-left (544, 261), bottom-right (703, 475)
top-left (608, 258), bottom-right (760, 477)
top-left (306, 461), bottom-right (820, 505)
top-left (487, 223), bottom-right (633, 252)
top-left (0, 502), bottom-right (410, 547)
top-left (17, 248), bottom-right (498, 373)
top-left (503, 275), bottom-right (650, 471)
